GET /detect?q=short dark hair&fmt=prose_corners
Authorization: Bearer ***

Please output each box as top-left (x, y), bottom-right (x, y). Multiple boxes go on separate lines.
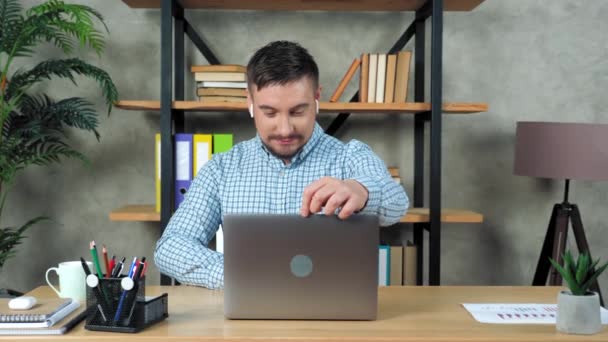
top-left (247, 41), bottom-right (319, 92)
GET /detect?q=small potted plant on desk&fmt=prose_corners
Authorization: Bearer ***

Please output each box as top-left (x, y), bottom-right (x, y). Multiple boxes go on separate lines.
top-left (550, 250), bottom-right (607, 335)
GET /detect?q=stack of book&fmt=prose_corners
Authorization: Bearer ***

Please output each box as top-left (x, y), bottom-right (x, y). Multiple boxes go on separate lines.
top-left (0, 297), bottom-right (85, 335)
top-left (359, 51), bottom-right (412, 103)
top-left (388, 166), bottom-right (402, 185)
top-left (327, 51), bottom-right (412, 104)
top-left (378, 241), bottom-right (418, 286)
top-left (191, 64), bottom-right (247, 103)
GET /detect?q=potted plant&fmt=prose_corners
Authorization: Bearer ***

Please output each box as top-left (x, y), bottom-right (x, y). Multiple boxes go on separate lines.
top-left (549, 250), bottom-right (608, 334)
top-left (0, 0), bottom-right (117, 292)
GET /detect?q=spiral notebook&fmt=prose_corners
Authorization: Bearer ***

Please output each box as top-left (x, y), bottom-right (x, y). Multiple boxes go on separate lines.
top-left (0, 305), bottom-right (87, 335)
top-left (0, 298), bottom-right (78, 328)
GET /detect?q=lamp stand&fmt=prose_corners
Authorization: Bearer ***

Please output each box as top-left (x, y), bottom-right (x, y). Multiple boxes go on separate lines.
top-left (532, 179), bottom-right (604, 307)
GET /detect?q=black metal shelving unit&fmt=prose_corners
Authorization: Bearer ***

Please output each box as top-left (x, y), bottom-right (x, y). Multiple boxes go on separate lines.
top-left (153, 0), bottom-right (476, 285)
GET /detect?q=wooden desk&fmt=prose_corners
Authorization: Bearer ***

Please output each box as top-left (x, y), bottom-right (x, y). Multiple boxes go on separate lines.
top-left (3, 286), bottom-right (606, 341)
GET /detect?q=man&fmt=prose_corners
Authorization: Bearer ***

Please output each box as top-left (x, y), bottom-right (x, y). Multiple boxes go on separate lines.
top-left (154, 41), bottom-right (409, 289)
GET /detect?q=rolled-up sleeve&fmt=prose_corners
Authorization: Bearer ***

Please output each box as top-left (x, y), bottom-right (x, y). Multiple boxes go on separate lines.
top-left (154, 159), bottom-right (224, 289)
top-left (345, 141), bottom-right (409, 226)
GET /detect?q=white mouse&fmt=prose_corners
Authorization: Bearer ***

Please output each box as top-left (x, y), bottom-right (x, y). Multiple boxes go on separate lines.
top-left (8, 296), bottom-right (37, 310)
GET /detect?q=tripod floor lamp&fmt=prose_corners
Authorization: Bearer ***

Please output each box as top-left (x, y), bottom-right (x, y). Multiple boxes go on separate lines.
top-left (514, 121), bottom-right (607, 306)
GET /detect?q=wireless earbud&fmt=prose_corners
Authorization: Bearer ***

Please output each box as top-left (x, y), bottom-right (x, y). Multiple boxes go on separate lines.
top-left (315, 99), bottom-right (319, 114)
top-left (249, 104), bottom-right (254, 118)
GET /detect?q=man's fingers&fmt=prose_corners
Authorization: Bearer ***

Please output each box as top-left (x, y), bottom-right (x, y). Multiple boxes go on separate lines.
top-left (323, 191), bottom-right (349, 216)
top-left (338, 197), bottom-right (360, 220)
top-left (301, 178), bottom-right (330, 216)
top-left (309, 185), bottom-right (334, 214)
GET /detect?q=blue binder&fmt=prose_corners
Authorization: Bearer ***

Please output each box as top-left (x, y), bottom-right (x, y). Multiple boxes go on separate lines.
top-left (174, 134), bottom-right (193, 209)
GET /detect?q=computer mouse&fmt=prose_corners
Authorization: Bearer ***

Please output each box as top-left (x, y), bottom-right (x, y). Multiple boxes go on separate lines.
top-left (8, 296), bottom-right (37, 310)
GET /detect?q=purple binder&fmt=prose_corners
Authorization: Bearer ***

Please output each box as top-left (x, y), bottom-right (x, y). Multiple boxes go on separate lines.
top-left (174, 134), bottom-right (193, 209)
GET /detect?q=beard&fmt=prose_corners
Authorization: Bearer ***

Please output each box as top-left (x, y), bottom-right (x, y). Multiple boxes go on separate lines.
top-left (263, 133), bottom-right (305, 160)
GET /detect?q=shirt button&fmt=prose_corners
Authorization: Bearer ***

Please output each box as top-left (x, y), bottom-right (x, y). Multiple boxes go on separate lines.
top-left (279, 171), bottom-right (285, 176)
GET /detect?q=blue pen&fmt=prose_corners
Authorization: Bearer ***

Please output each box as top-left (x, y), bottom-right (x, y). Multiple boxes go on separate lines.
top-left (124, 257), bottom-right (147, 326)
top-left (113, 257), bottom-right (138, 322)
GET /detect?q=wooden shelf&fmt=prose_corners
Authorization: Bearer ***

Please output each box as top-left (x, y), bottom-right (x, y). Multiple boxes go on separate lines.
top-left (401, 208), bottom-right (483, 223)
top-left (122, 0), bottom-right (486, 12)
top-left (110, 205), bottom-right (483, 223)
top-left (115, 100), bottom-right (488, 114)
top-left (109, 204), bottom-right (160, 221)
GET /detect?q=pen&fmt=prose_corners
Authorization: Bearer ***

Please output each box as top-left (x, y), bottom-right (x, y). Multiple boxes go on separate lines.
top-left (108, 255), bottom-right (116, 277)
top-left (133, 257), bottom-right (146, 281)
top-left (141, 261), bottom-right (148, 278)
top-left (80, 257), bottom-right (109, 322)
top-left (125, 257), bottom-right (147, 325)
top-left (102, 245), bottom-right (110, 278)
top-left (112, 257), bottom-right (126, 277)
top-left (113, 257), bottom-right (138, 322)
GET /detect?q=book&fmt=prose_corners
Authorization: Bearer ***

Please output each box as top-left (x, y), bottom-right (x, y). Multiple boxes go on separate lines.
top-left (0, 298), bottom-right (72, 323)
top-left (0, 299), bottom-right (79, 328)
top-left (403, 241), bottom-right (418, 285)
top-left (375, 53), bottom-right (386, 103)
top-left (384, 54), bottom-right (397, 103)
top-left (197, 87), bottom-right (247, 97)
top-left (330, 58), bottom-right (361, 102)
top-left (388, 167), bottom-right (399, 178)
top-left (197, 81), bottom-right (247, 89)
top-left (0, 305), bottom-right (86, 335)
top-left (394, 51), bottom-right (412, 103)
top-left (198, 96), bottom-right (247, 103)
top-left (378, 245), bottom-right (390, 286)
top-left (367, 53), bottom-right (377, 103)
top-left (194, 72), bottom-right (247, 82)
top-left (359, 53), bottom-right (369, 103)
top-left (390, 246), bottom-right (403, 285)
top-left (190, 64), bottom-right (246, 73)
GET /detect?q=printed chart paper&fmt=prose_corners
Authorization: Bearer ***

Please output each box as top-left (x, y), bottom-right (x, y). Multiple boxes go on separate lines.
top-left (462, 303), bottom-right (608, 324)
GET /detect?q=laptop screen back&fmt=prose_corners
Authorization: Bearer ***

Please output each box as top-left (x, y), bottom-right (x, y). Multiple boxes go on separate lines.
top-left (223, 214), bottom-right (379, 320)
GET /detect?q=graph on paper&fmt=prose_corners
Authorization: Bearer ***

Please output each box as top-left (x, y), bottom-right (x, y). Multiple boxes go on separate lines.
top-left (462, 303), bottom-right (608, 324)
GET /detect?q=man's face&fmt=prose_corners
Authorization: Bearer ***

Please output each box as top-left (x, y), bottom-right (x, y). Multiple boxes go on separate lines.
top-left (248, 77), bottom-right (320, 164)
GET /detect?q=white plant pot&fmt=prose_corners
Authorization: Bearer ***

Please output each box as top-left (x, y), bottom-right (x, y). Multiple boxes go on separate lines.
top-left (557, 290), bottom-right (601, 335)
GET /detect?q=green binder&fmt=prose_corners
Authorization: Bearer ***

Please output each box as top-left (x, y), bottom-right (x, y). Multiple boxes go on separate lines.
top-left (213, 134), bottom-right (233, 154)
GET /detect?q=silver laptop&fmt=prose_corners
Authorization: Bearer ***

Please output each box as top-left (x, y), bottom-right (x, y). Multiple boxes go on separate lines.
top-left (223, 214), bottom-right (379, 320)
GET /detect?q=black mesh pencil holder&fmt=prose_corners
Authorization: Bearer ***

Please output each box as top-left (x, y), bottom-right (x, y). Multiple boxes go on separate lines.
top-left (84, 276), bottom-right (168, 333)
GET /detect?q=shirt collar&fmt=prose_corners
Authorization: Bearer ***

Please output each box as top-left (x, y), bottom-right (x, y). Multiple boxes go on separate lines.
top-left (256, 122), bottom-right (324, 165)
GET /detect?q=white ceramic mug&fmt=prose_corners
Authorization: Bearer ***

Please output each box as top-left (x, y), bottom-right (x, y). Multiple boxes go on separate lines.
top-left (45, 261), bottom-right (92, 302)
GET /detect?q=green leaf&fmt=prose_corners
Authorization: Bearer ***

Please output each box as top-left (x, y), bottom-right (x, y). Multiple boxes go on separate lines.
top-left (0, 0), bottom-right (24, 54)
top-left (550, 257), bottom-right (582, 295)
top-left (6, 58), bottom-right (117, 114)
top-left (575, 252), bottom-right (589, 284)
top-left (21, 0), bottom-right (108, 56)
top-left (0, 216), bottom-right (47, 268)
top-left (580, 261), bottom-right (608, 294)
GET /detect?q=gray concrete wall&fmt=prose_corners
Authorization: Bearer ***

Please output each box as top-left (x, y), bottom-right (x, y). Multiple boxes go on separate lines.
top-left (2, 0), bottom-right (607, 298)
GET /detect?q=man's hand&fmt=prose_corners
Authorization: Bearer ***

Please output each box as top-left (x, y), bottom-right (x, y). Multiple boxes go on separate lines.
top-left (300, 177), bottom-right (369, 220)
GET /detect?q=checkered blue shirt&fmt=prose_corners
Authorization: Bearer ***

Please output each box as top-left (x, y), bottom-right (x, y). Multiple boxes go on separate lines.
top-left (154, 123), bottom-right (409, 289)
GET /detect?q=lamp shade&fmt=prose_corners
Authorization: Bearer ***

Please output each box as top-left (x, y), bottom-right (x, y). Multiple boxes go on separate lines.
top-left (514, 121), bottom-right (608, 181)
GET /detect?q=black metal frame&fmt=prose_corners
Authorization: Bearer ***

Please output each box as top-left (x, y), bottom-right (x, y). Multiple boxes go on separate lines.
top-left (532, 180), bottom-right (604, 306)
top-left (159, 0), bottom-right (445, 286)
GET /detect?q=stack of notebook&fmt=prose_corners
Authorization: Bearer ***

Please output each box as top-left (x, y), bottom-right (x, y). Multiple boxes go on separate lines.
top-left (0, 297), bottom-right (86, 335)
top-left (192, 64), bottom-right (248, 103)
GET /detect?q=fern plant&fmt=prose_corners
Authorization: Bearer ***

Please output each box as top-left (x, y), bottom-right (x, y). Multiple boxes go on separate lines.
top-left (0, 0), bottom-right (117, 270)
top-left (549, 250), bottom-right (608, 296)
